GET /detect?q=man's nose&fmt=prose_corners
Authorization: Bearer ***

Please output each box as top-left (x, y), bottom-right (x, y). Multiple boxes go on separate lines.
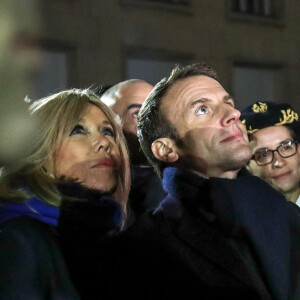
top-left (221, 106), bottom-right (241, 127)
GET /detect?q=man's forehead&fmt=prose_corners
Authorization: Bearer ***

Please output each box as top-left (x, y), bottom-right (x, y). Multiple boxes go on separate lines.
top-left (166, 75), bottom-right (224, 99)
top-left (161, 75), bottom-right (227, 113)
top-left (117, 82), bottom-right (152, 107)
top-left (120, 82), bottom-right (152, 96)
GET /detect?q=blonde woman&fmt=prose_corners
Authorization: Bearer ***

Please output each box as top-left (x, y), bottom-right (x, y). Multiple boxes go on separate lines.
top-left (0, 89), bottom-right (130, 299)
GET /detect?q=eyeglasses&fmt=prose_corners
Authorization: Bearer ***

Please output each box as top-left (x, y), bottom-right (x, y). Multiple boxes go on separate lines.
top-left (252, 140), bottom-right (298, 166)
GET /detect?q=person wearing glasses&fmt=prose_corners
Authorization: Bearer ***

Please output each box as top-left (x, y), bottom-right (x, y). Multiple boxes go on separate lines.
top-left (241, 101), bottom-right (300, 206)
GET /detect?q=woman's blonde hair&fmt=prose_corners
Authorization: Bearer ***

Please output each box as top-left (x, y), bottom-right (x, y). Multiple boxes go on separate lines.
top-left (0, 89), bottom-right (130, 216)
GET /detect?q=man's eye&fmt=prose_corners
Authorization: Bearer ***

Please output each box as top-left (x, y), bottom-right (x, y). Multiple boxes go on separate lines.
top-left (132, 110), bottom-right (140, 118)
top-left (196, 106), bottom-right (208, 115)
top-left (102, 127), bottom-right (115, 137)
top-left (227, 101), bottom-right (235, 108)
top-left (70, 125), bottom-right (85, 136)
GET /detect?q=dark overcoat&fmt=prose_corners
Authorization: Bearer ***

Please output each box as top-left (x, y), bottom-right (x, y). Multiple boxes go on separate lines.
top-left (0, 216), bottom-right (80, 299)
top-left (58, 168), bottom-right (300, 299)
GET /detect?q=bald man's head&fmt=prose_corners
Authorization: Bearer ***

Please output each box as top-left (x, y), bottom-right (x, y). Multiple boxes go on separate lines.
top-left (101, 79), bottom-right (153, 137)
top-left (101, 79), bottom-right (153, 165)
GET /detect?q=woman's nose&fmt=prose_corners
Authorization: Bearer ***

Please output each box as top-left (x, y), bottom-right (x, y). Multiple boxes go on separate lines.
top-left (92, 133), bottom-right (111, 153)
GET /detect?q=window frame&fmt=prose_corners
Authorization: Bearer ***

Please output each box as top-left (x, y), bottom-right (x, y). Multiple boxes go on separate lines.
top-left (226, 0), bottom-right (284, 26)
top-left (119, 0), bottom-right (193, 15)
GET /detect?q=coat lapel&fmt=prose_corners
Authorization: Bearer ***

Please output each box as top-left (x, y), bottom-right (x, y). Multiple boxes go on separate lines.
top-left (173, 209), bottom-right (253, 288)
top-left (161, 167), bottom-right (293, 299)
top-left (210, 176), bottom-right (291, 300)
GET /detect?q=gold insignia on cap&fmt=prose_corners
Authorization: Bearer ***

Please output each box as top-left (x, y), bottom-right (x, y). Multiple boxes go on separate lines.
top-left (247, 126), bottom-right (258, 134)
top-left (275, 109), bottom-right (299, 126)
top-left (242, 119), bottom-right (258, 134)
top-left (252, 102), bottom-right (268, 113)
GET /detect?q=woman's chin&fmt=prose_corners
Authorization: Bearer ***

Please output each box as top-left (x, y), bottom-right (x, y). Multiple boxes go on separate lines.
top-left (83, 182), bottom-right (117, 195)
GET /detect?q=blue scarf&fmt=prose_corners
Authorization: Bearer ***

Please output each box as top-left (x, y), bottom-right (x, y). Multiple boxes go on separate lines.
top-left (0, 183), bottom-right (123, 230)
top-left (0, 197), bottom-right (59, 226)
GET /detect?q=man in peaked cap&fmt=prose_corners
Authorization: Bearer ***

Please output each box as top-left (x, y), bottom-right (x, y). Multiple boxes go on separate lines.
top-left (241, 101), bottom-right (300, 206)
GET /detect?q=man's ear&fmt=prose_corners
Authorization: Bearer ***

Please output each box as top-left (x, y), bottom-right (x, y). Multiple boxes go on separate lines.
top-left (151, 138), bottom-right (179, 163)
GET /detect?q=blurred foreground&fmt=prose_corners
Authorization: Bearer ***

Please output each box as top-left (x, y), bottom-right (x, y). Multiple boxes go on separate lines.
top-left (0, 0), bottom-right (41, 165)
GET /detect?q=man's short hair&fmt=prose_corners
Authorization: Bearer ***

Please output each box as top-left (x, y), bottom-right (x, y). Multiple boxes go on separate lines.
top-left (137, 63), bottom-right (218, 178)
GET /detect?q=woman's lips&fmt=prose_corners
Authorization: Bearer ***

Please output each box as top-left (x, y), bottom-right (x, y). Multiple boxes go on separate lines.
top-left (92, 159), bottom-right (115, 169)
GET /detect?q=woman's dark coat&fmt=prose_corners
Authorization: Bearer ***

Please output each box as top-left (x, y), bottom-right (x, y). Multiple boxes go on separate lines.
top-left (0, 216), bottom-right (80, 299)
top-left (0, 183), bottom-right (122, 300)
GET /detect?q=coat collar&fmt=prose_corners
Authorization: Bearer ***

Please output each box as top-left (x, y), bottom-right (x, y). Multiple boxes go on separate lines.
top-left (156, 167), bottom-right (291, 300)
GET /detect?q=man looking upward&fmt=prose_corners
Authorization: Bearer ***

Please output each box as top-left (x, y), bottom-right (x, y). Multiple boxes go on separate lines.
top-left (61, 64), bottom-right (300, 299)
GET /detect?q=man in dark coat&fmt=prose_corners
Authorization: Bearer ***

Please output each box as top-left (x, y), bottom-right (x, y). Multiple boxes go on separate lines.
top-left (101, 80), bottom-right (166, 222)
top-left (114, 63), bottom-right (299, 299)
top-left (59, 63), bottom-right (300, 299)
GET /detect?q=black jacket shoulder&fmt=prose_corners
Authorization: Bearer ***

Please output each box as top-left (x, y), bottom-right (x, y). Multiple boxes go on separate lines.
top-left (0, 216), bottom-right (79, 300)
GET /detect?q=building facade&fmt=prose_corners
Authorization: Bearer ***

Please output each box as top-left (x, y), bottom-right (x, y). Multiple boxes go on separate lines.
top-left (34, 0), bottom-right (300, 110)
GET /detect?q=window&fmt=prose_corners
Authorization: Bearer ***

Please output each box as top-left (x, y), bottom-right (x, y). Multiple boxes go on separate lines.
top-left (127, 58), bottom-right (178, 85)
top-left (125, 48), bottom-right (193, 85)
top-left (119, 0), bottom-right (192, 13)
top-left (231, 0), bottom-right (274, 17)
top-left (227, 0), bottom-right (283, 24)
top-left (33, 50), bottom-right (68, 99)
top-left (141, 0), bottom-right (190, 7)
top-left (232, 64), bottom-right (284, 110)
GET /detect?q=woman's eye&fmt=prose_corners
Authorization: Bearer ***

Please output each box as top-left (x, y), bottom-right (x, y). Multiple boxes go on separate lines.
top-left (102, 127), bottom-right (115, 137)
top-left (196, 106), bottom-right (208, 115)
top-left (70, 125), bottom-right (85, 136)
